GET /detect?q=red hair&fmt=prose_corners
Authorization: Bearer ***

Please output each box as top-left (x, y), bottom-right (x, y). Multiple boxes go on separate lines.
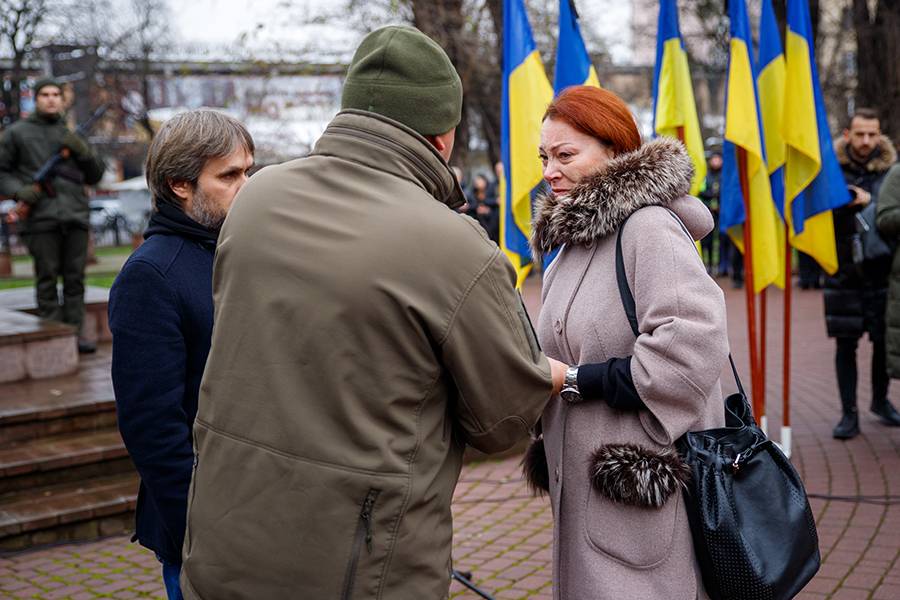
top-left (544, 86), bottom-right (641, 155)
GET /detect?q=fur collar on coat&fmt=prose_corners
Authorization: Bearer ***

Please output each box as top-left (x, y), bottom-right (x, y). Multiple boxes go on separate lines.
top-left (531, 137), bottom-right (694, 256)
top-left (834, 134), bottom-right (897, 174)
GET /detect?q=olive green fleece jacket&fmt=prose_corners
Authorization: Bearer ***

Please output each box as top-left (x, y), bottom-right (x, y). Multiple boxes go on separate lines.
top-left (875, 164), bottom-right (900, 377)
top-left (180, 110), bottom-right (553, 600)
top-left (0, 112), bottom-right (105, 231)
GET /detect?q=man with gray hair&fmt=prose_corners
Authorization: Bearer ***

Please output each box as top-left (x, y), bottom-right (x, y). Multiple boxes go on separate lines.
top-left (108, 109), bottom-right (253, 600)
top-left (181, 26), bottom-right (567, 599)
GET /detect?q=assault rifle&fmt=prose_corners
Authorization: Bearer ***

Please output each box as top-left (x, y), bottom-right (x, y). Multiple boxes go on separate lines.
top-left (32, 103), bottom-right (109, 197)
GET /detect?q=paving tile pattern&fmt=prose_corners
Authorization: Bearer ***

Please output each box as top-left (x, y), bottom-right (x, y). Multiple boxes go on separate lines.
top-left (1, 282), bottom-right (898, 598)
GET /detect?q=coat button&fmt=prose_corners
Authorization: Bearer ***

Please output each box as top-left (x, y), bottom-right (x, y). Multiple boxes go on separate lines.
top-left (554, 319), bottom-right (563, 334)
top-left (554, 467), bottom-right (560, 482)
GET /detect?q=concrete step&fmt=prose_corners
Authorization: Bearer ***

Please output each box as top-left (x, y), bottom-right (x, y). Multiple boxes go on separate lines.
top-left (0, 309), bottom-right (78, 383)
top-left (0, 472), bottom-right (137, 552)
top-left (0, 285), bottom-right (111, 344)
top-left (0, 342), bottom-right (115, 444)
top-left (0, 428), bottom-right (131, 495)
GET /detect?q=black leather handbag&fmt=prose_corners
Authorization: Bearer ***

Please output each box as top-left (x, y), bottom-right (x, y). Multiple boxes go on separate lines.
top-left (854, 201), bottom-right (894, 263)
top-left (615, 213), bottom-right (821, 600)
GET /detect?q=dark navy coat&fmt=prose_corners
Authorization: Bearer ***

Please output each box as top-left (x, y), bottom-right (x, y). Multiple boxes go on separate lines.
top-left (109, 225), bottom-right (215, 564)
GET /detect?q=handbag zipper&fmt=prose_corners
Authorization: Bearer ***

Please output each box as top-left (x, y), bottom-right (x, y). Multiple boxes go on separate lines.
top-left (340, 488), bottom-right (380, 600)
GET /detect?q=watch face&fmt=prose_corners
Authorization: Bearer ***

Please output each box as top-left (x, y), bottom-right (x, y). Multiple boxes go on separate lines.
top-left (560, 388), bottom-right (580, 403)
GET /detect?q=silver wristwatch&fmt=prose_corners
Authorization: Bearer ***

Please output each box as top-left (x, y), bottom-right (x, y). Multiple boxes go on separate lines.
top-left (560, 365), bottom-right (582, 403)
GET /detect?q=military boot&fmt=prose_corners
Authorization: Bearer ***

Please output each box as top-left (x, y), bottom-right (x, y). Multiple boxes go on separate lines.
top-left (870, 398), bottom-right (900, 427)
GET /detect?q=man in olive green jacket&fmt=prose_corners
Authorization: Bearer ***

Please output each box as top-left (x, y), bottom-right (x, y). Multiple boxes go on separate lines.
top-left (181, 26), bottom-right (566, 600)
top-left (0, 79), bottom-right (105, 351)
top-left (876, 164), bottom-right (900, 379)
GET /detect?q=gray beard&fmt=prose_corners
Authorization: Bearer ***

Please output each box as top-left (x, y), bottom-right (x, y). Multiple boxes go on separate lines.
top-left (186, 185), bottom-right (226, 230)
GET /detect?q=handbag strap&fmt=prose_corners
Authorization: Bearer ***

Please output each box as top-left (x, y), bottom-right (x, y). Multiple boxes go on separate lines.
top-left (614, 208), bottom-right (746, 398)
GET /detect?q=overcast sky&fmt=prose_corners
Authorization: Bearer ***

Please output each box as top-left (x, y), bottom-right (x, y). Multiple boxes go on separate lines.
top-left (169, 0), bottom-right (634, 64)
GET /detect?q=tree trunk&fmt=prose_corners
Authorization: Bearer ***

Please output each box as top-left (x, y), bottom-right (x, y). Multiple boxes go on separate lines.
top-left (410, 0), bottom-right (470, 168)
top-left (11, 52), bottom-right (25, 121)
top-left (853, 0), bottom-right (899, 141)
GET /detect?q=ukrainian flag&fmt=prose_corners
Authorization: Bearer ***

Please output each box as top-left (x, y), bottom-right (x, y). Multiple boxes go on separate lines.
top-left (501, 0), bottom-right (553, 288)
top-left (652, 0), bottom-right (705, 196)
top-left (756, 0), bottom-right (788, 279)
top-left (554, 0), bottom-right (600, 93)
top-left (719, 0), bottom-right (783, 292)
top-left (757, 0), bottom-right (786, 218)
top-left (783, 0), bottom-right (848, 274)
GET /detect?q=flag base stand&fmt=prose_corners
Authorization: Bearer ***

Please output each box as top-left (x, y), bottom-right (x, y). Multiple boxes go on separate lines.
top-left (451, 569), bottom-right (496, 599)
top-left (780, 426), bottom-right (792, 458)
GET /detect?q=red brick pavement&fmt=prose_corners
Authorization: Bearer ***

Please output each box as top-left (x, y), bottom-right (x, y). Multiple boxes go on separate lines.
top-left (2, 278), bottom-right (899, 599)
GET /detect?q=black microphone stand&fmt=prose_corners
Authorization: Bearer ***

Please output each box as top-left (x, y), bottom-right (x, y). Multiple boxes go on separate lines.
top-left (451, 568), bottom-right (496, 599)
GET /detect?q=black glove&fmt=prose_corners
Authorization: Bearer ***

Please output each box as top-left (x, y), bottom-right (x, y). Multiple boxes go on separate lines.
top-left (15, 184), bottom-right (42, 205)
top-left (62, 131), bottom-right (91, 161)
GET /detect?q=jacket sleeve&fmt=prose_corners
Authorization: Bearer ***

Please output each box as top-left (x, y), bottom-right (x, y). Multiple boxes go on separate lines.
top-left (876, 165), bottom-right (900, 239)
top-left (109, 259), bottom-right (193, 553)
top-left (0, 128), bottom-right (25, 198)
top-left (577, 357), bottom-right (645, 411)
top-left (625, 208), bottom-right (729, 444)
top-left (73, 143), bottom-right (106, 186)
top-left (440, 251), bottom-right (553, 453)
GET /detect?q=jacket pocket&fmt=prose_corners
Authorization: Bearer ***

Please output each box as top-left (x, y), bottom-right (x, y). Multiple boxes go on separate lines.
top-left (341, 488), bottom-right (381, 600)
top-left (180, 424), bottom-right (408, 599)
top-left (583, 483), bottom-right (682, 568)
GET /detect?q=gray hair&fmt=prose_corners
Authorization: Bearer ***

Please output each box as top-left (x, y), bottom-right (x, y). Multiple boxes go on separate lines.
top-left (145, 109), bottom-right (254, 209)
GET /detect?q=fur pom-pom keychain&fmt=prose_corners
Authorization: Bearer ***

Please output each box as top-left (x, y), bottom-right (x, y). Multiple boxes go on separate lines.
top-left (589, 443), bottom-right (690, 509)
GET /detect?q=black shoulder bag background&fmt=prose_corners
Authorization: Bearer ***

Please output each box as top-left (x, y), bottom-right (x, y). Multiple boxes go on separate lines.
top-left (615, 213), bottom-right (821, 600)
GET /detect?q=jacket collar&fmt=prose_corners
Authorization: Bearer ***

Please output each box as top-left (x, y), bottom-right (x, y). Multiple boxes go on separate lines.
top-left (28, 111), bottom-right (62, 125)
top-left (532, 137), bottom-right (694, 254)
top-left (834, 134), bottom-right (897, 174)
top-left (311, 110), bottom-right (465, 209)
top-left (144, 200), bottom-right (219, 246)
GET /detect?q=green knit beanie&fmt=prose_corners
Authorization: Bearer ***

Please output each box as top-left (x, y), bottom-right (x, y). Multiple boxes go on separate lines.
top-left (341, 26), bottom-right (463, 136)
top-left (33, 78), bottom-right (62, 95)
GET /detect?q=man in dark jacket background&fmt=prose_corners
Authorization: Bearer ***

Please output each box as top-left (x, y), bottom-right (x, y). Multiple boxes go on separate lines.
top-left (108, 109), bottom-right (254, 599)
top-left (0, 78), bottom-right (106, 353)
top-left (827, 108), bottom-right (900, 439)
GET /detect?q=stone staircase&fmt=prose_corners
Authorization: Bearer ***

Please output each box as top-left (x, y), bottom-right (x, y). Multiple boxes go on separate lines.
top-left (0, 288), bottom-right (137, 552)
top-left (0, 286), bottom-right (112, 384)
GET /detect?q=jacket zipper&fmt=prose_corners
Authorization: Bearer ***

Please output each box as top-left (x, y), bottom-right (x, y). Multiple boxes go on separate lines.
top-left (326, 125), bottom-right (448, 200)
top-left (340, 488), bottom-right (380, 600)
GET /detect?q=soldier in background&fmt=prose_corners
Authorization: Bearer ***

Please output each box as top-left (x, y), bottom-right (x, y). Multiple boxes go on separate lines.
top-left (0, 79), bottom-right (106, 353)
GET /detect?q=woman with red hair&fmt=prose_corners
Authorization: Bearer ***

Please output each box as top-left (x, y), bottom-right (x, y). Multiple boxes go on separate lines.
top-left (525, 86), bottom-right (728, 598)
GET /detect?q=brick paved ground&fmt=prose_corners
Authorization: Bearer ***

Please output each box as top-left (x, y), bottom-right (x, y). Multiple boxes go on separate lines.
top-left (2, 278), bottom-right (899, 599)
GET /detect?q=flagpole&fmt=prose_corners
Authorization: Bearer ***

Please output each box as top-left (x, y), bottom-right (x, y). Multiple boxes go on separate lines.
top-left (737, 148), bottom-right (762, 420)
top-left (760, 286), bottom-right (767, 435)
top-left (782, 221), bottom-right (792, 457)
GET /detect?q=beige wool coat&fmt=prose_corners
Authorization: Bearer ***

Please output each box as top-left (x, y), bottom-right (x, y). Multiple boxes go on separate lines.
top-left (531, 138), bottom-right (729, 600)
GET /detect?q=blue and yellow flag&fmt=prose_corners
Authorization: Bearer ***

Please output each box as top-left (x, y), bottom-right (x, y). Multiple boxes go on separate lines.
top-left (652, 0), bottom-right (705, 196)
top-left (554, 0), bottom-right (600, 92)
top-left (756, 0), bottom-right (788, 283)
top-left (757, 0), bottom-right (786, 217)
top-left (783, 0), bottom-right (848, 274)
top-left (719, 0), bottom-right (783, 292)
top-left (501, 0), bottom-right (553, 288)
